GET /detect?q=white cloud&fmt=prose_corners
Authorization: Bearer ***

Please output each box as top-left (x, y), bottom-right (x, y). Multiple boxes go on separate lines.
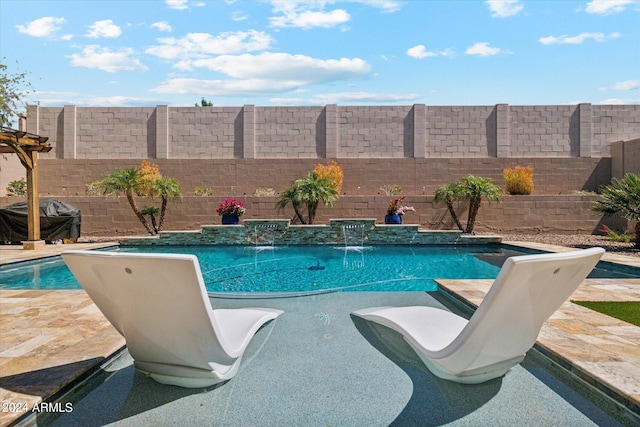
top-left (308, 91), bottom-right (421, 104)
top-left (407, 45), bottom-right (454, 59)
top-left (270, 91), bottom-right (420, 105)
top-left (485, 0), bottom-right (524, 17)
top-left (32, 90), bottom-right (160, 106)
top-left (585, 0), bottom-right (636, 15)
top-left (350, 0), bottom-right (403, 13)
top-left (178, 52), bottom-right (370, 80)
top-left (599, 80), bottom-right (640, 91)
top-left (538, 32), bottom-right (621, 45)
top-left (16, 17), bottom-right (65, 38)
top-left (269, 3), bottom-right (351, 29)
top-left (465, 42), bottom-right (502, 56)
top-left (597, 98), bottom-right (640, 105)
top-left (166, 0), bottom-right (189, 9)
top-left (68, 45), bottom-right (148, 72)
top-left (86, 20), bottom-right (122, 38)
top-left (146, 30), bottom-right (273, 60)
top-left (152, 53), bottom-right (371, 96)
top-left (407, 45), bottom-right (436, 58)
top-left (151, 21), bottom-right (172, 32)
top-left (231, 11), bottom-right (248, 21)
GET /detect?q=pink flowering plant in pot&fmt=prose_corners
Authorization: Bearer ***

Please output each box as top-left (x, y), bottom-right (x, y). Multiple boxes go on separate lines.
top-left (385, 196), bottom-right (415, 224)
top-left (216, 198), bottom-right (246, 217)
top-left (387, 196), bottom-right (415, 216)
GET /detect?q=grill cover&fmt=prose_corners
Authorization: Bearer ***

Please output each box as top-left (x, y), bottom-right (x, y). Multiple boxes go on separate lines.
top-left (0, 198), bottom-right (81, 243)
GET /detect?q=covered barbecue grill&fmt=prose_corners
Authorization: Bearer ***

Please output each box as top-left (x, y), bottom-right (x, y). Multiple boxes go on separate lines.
top-left (0, 198), bottom-right (81, 244)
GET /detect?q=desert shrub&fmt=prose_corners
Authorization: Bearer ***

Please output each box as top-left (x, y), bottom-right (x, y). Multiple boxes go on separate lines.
top-left (503, 165), bottom-right (534, 195)
top-left (380, 184), bottom-right (403, 196)
top-left (194, 186), bottom-right (214, 196)
top-left (6, 178), bottom-right (27, 196)
top-left (136, 160), bottom-right (161, 196)
top-left (313, 161), bottom-right (343, 193)
top-left (253, 187), bottom-right (275, 196)
top-left (599, 225), bottom-right (634, 243)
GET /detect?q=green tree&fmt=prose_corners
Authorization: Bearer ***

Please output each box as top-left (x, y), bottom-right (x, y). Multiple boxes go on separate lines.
top-left (434, 183), bottom-right (464, 231)
top-left (0, 59), bottom-right (34, 127)
top-left (276, 171), bottom-right (338, 224)
top-left (435, 175), bottom-right (502, 233)
top-left (141, 205), bottom-right (160, 234)
top-left (195, 98), bottom-right (213, 107)
top-left (152, 176), bottom-right (182, 232)
top-left (98, 168), bottom-right (154, 234)
top-left (591, 173), bottom-right (640, 248)
top-left (93, 165), bottom-right (182, 235)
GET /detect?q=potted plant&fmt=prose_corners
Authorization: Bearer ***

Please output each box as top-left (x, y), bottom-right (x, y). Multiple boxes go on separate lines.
top-left (216, 198), bottom-right (246, 225)
top-left (384, 196), bottom-right (415, 224)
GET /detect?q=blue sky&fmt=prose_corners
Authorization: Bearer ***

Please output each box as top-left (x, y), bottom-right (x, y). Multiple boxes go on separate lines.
top-left (1, 0), bottom-right (639, 108)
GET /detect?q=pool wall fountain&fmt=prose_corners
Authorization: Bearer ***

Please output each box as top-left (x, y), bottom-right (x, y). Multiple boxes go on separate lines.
top-left (119, 219), bottom-right (501, 246)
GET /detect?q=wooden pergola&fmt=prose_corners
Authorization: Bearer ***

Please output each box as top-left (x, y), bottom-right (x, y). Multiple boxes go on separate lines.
top-left (0, 126), bottom-right (52, 249)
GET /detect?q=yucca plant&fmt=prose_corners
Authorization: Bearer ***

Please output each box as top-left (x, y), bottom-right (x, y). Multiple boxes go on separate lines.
top-left (592, 173), bottom-right (640, 248)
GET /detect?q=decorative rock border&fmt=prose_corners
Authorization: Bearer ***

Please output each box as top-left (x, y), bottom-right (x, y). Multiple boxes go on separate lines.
top-left (119, 219), bottom-right (502, 246)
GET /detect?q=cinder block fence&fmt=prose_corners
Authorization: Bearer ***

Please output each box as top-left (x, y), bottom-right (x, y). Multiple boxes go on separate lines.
top-left (0, 103), bottom-right (638, 236)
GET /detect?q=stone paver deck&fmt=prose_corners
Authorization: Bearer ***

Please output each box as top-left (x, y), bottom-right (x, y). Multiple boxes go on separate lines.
top-left (436, 278), bottom-right (640, 414)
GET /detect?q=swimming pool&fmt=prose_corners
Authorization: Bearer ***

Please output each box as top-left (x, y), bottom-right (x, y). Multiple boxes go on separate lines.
top-left (1, 245), bottom-right (638, 294)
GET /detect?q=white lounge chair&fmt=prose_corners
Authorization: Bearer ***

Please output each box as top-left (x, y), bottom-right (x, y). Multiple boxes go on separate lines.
top-left (353, 247), bottom-right (604, 384)
top-left (62, 250), bottom-right (283, 388)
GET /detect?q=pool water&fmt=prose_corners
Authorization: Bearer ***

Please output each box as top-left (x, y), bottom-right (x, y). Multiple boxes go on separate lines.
top-left (1, 245), bottom-right (637, 294)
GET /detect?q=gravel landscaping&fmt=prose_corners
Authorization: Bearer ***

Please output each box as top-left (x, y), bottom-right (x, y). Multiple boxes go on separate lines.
top-left (497, 233), bottom-right (638, 258)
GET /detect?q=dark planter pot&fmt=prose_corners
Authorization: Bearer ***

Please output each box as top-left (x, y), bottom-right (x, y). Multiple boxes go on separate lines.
top-left (221, 215), bottom-right (240, 225)
top-left (384, 214), bottom-right (402, 224)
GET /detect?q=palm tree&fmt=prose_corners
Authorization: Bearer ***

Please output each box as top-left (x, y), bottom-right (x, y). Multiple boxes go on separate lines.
top-left (141, 205), bottom-right (160, 234)
top-left (591, 173), bottom-right (640, 248)
top-left (434, 183), bottom-right (464, 231)
top-left (276, 172), bottom-right (338, 224)
top-left (434, 175), bottom-right (502, 234)
top-left (276, 185), bottom-right (306, 224)
top-left (152, 176), bottom-right (182, 232)
top-left (99, 168), bottom-right (154, 234)
top-left (458, 175), bottom-right (502, 233)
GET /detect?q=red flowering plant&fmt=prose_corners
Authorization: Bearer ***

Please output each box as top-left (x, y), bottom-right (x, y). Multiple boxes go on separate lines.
top-left (216, 198), bottom-right (246, 217)
top-left (387, 196), bottom-right (415, 215)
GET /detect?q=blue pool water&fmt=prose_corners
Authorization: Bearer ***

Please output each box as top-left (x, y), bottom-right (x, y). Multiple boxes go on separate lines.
top-left (1, 245), bottom-right (638, 294)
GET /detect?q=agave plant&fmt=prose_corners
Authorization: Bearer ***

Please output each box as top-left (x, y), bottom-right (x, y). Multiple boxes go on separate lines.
top-left (592, 173), bottom-right (640, 248)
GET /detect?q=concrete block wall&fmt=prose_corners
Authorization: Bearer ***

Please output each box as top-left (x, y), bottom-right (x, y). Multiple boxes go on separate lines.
top-left (23, 103), bottom-right (640, 162)
top-left (337, 106), bottom-right (412, 158)
top-left (593, 106), bottom-right (640, 158)
top-left (168, 107), bottom-right (241, 159)
top-left (508, 105), bottom-right (577, 157)
top-left (611, 138), bottom-right (640, 179)
top-left (32, 157), bottom-right (610, 198)
top-left (255, 107), bottom-right (323, 158)
top-left (76, 107), bottom-right (155, 158)
top-left (0, 194), bottom-right (611, 237)
top-left (425, 106), bottom-right (495, 157)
